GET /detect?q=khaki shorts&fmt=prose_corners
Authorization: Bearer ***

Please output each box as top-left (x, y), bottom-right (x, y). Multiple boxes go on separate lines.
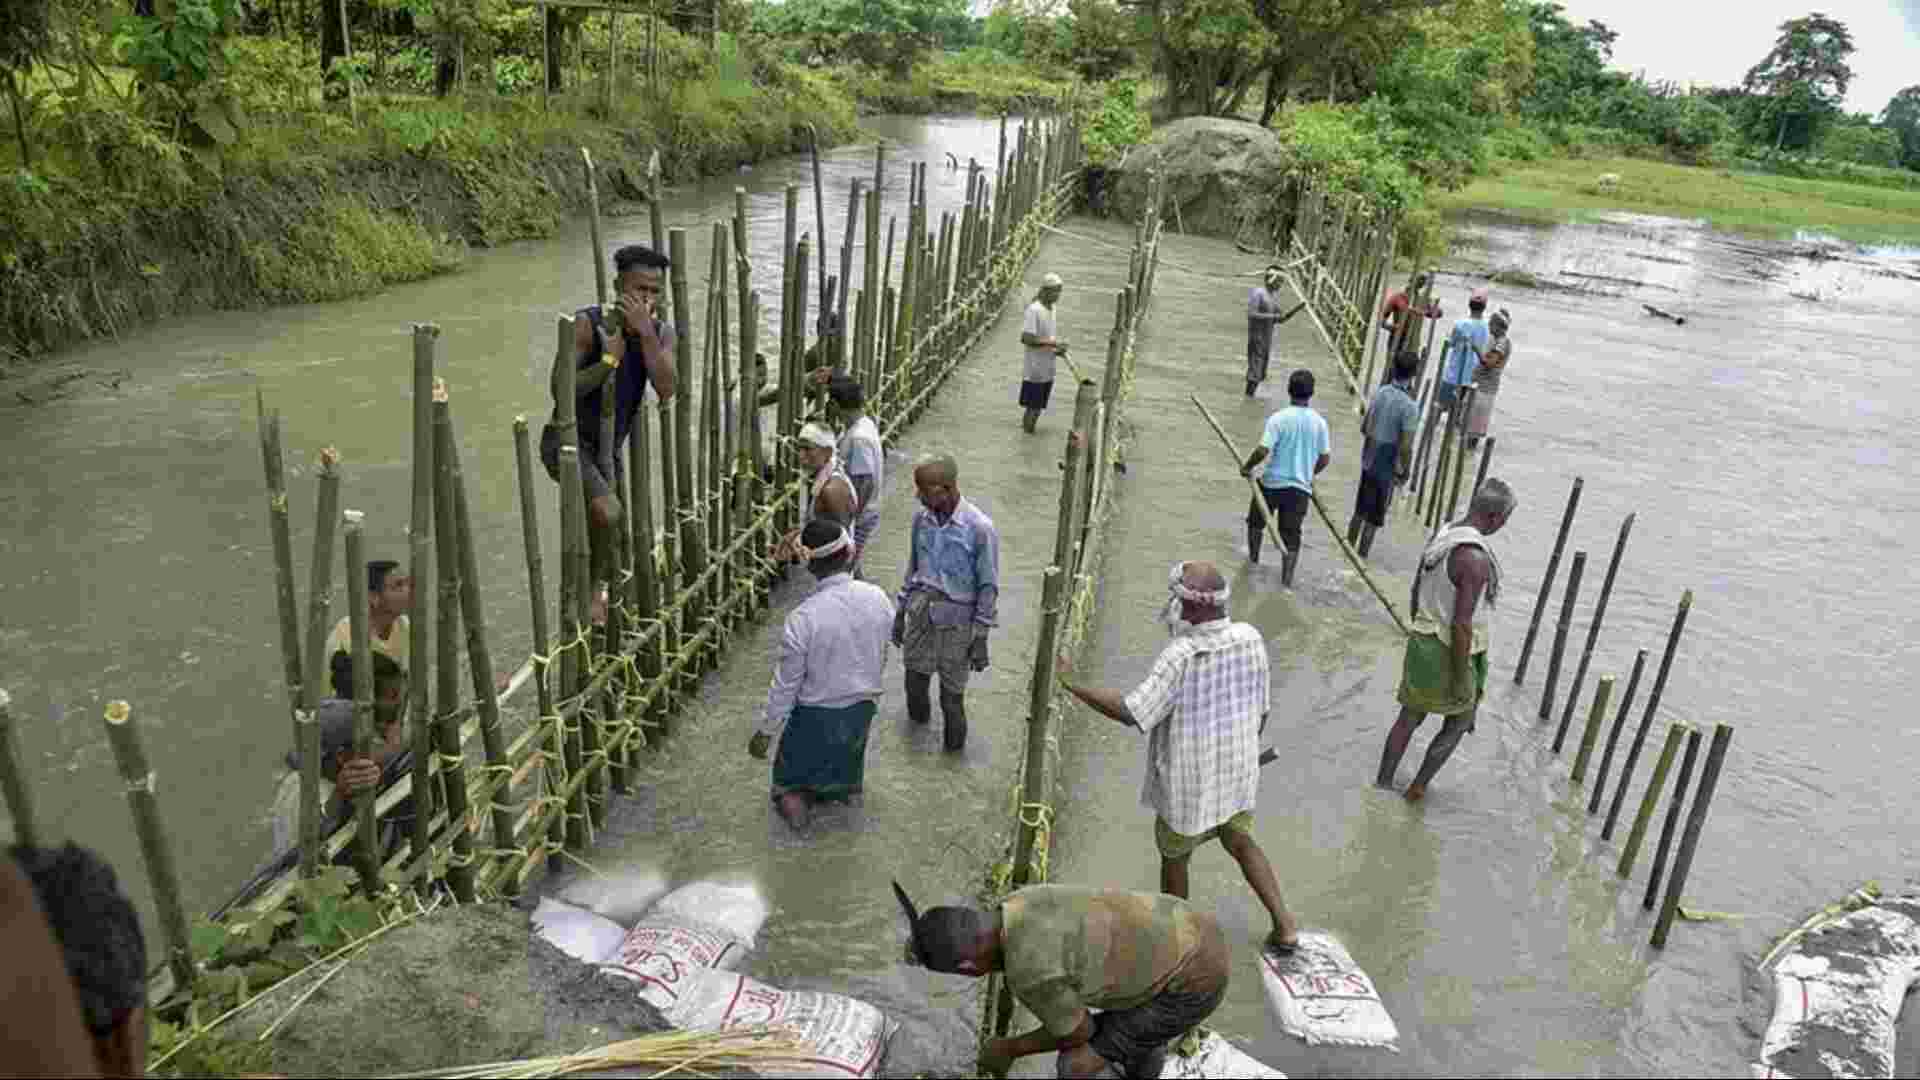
top-left (1155, 811), bottom-right (1254, 861)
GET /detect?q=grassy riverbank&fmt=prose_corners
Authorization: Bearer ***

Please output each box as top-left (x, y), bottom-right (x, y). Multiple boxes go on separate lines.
top-left (1431, 155), bottom-right (1920, 244)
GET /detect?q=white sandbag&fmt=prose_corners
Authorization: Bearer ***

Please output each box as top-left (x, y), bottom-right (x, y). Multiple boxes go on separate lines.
top-left (661, 968), bottom-right (898, 1079)
top-left (1159, 1030), bottom-right (1287, 1079)
top-left (531, 897), bottom-right (629, 966)
top-left (1258, 931), bottom-right (1399, 1050)
top-left (603, 880), bottom-right (771, 1012)
top-left (1753, 901), bottom-right (1920, 1079)
top-left (555, 866), bottom-right (671, 925)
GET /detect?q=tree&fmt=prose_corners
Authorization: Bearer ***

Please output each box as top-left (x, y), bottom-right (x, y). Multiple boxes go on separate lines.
top-left (1, 0), bottom-right (52, 165)
top-left (751, 0), bottom-right (966, 76)
top-left (1742, 11), bottom-right (1855, 152)
top-left (1880, 85), bottom-right (1920, 169)
top-left (1523, 1), bottom-right (1615, 121)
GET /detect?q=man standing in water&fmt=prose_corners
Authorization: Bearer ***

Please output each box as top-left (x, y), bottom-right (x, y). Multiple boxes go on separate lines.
top-left (1464, 308), bottom-right (1511, 452)
top-left (830, 376), bottom-right (884, 577)
top-left (749, 521), bottom-right (894, 830)
top-left (1245, 264), bottom-right (1306, 398)
top-left (322, 559), bottom-right (413, 674)
top-left (1018, 273), bottom-right (1067, 433)
top-left (1376, 478), bottom-right (1516, 801)
top-left (1432, 288), bottom-right (1490, 421)
top-left (773, 422), bottom-right (857, 565)
top-left (1239, 369), bottom-right (1331, 586)
top-left (1347, 350), bottom-right (1423, 559)
top-left (1057, 560), bottom-right (1301, 955)
top-left (894, 455), bottom-right (998, 751)
top-left (541, 244), bottom-right (678, 625)
top-left (1379, 270), bottom-right (1442, 371)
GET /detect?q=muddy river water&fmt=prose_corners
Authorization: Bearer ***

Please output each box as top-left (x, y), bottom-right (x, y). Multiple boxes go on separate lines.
top-left (3, 114), bottom-right (1918, 1076)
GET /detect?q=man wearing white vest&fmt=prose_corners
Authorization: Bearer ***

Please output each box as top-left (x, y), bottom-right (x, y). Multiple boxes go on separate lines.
top-left (1376, 478), bottom-right (1517, 801)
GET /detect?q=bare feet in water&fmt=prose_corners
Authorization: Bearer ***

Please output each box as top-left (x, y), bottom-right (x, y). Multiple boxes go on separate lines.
top-left (776, 792), bottom-right (811, 830)
top-left (1404, 782), bottom-right (1427, 802)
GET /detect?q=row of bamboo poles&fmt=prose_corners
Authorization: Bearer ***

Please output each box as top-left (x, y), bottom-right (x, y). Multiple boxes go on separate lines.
top-left (1281, 178), bottom-right (1399, 397)
top-left (981, 171), bottom-right (1167, 1041)
top-left (0, 116), bottom-right (1084, 1007)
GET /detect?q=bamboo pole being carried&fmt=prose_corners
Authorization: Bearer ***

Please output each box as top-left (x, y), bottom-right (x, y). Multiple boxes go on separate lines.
top-left (1652, 722), bottom-right (1733, 947)
top-left (256, 394), bottom-right (306, 755)
top-left (342, 511), bottom-right (384, 894)
top-left (297, 447), bottom-right (342, 879)
top-left (512, 417), bottom-right (563, 865)
top-left (430, 383), bottom-right (478, 902)
top-left (1556, 513), bottom-right (1635, 750)
top-left (100, 700), bottom-right (195, 991)
top-left (1515, 477), bottom-right (1582, 684)
top-left (1602, 590), bottom-right (1693, 842)
top-left (408, 326), bottom-right (438, 871)
top-left (0, 689), bottom-right (37, 846)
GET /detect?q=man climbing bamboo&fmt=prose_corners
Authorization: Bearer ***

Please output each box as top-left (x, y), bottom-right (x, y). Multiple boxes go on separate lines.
top-left (893, 454), bottom-right (998, 752)
top-left (1376, 478), bottom-right (1517, 801)
top-left (540, 244), bottom-right (679, 626)
top-left (1347, 350), bottom-right (1423, 559)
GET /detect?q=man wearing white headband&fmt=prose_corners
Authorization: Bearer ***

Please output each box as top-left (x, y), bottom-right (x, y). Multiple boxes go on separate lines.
top-left (773, 421), bottom-right (858, 565)
top-left (749, 519), bottom-right (895, 829)
top-left (1018, 272), bottom-right (1068, 434)
top-left (1057, 560), bottom-right (1302, 956)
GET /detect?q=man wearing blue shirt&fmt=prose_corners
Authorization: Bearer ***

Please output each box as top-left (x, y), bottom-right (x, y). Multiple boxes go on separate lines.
top-left (1239, 369), bottom-right (1331, 587)
top-left (893, 455), bottom-right (1000, 752)
top-left (1434, 289), bottom-right (1490, 415)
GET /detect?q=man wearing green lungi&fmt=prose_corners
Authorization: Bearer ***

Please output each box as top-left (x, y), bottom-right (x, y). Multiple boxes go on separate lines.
top-left (1376, 478), bottom-right (1516, 801)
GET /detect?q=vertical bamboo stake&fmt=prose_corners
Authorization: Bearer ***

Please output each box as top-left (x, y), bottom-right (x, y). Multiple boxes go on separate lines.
top-left (431, 384), bottom-right (477, 902)
top-left (1471, 434), bottom-right (1495, 500)
top-left (342, 512), bottom-right (383, 893)
top-left (1543, 551), bottom-right (1588, 739)
top-left (630, 393), bottom-right (666, 736)
top-left (776, 184), bottom-right (799, 533)
top-left (514, 418), bottom-right (563, 864)
top-left (556, 441), bottom-right (590, 850)
top-left (1556, 513), bottom-right (1636, 747)
top-left (100, 701), bottom-right (194, 990)
top-left (837, 178), bottom-right (860, 371)
top-left (1422, 401), bottom-right (1457, 527)
top-left (1617, 722), bottom-right (1685, 878)
top-left (1642, 726), bottom-right (1703, 907)
top-left (1588, 649), bottom-right (1648, 816)
top-left (1445, 388), bottom-right (1475, 520)
top-left (407, 326), bottom-right (437, 871)
top-left (1602, 591), bottom-right (1694, 841)
top-left (539, 2), bottom-right (549, 111)
top-left (606, 10), bottom-right (616, 109)
top-left (565, 431), bottom-right (603, 828)
top-left (1652, 723), bottom-right (1733, 947)
top-left (583, 149), bottom-right (608, 305)
top-left (1516, 477), bottom-right (1584, 684)
top-left (1009, 568), bottom-right (1067, 889)
top-left (669, 229), bottom-right (709, 676)
top-left (0, 690), bottom-right (37, 846)
top-left (808, 124), bottom-right (828, 326)
top-left (256, 394), bottom-right (305, 752)
top-left (862, 183), bottom-right (882, 392)
top-left (298, 447), bottom-right (341, 879)
top-left (1569, 676), bottom-right (1614, 784)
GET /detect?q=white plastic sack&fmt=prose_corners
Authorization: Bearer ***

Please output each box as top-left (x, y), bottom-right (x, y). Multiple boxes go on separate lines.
top-left (603, 880), bottom-right (771, 1012)
top-left (662, 968), bottom-right (899, 1079)
top-left (1753, 902), bottom-right (1920, 1080)
top-left (1258, 931), bottom-right (1399, 1050)
top-left (531, 897), bottom-right (629, 966)
top-left (555, 866), bottom-right (671, 925)
top-left (1159, 1030), bottom-right (1287, 1079)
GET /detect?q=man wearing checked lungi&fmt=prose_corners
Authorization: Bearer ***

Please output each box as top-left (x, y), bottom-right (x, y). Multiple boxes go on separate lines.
top-left (893, 454), bottom-right (999, 752)
top-left (1376, 478), bottom-right (1517, 801)
top-left (749, 520), bottom-right (895, 830)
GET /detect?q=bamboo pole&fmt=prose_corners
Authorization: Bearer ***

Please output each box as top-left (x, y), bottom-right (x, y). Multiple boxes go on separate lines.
top-left (100, 701), bottom-right (194, 991)
top-left (555, 440), bottom-right (591, 850)
top-left (1542, 551), bottom-right (1587, 738)
top-left (583, 148), bottom-right (609, 304)
top-left (1009, 567), bottom-right (1067, 891)
top-left (1445, 388), bottom-right (1475, 521)
top-left (0, 690), bottom-right (36, 846)
top-left (669, 228), bottom-right (709, 676)
top-left (1641, 726), bottom-right (1703, 907)
top-left (1588, 648), bottom-right (1647, 816)
top-left (298, 447), bottom-right (341, 879)
top-left (256, 394), bottom-right (305, 753)
top-left (565, 426), bottom-right (602, 826)
top-left (1602, 590), bottom-right (1694, 841)
top-left (1556, 513), bottom-right (1636, 748)
top-left (430, 384), bottom-right (477, 902)
top-left (808, 124), bottom-right (828, 329)
top-left (776, 184), bottom-right (799, 533)
top-left (1471, 434), bottom-right (1495, 500)
top-left (1052, 381), bottom-right (1099, 570)
top-left (1617, 722), bottom-right (1684, 879)
top-left (1652, 723), bottom-right (1733, 947)
top-left (1569, 675), bottom-right (1614, 785)
top-left (630, 387), bottom-right (667, 735)
top-left (837, 178), bottom-right (860, 371)
top-left (342, 511), bottom-right (384, 893)
top-left (407, 326), bottom-right (437, 870)
top-left (513, 418), bottom-right (563, 863)
top-left (1515, 477), bottom-right (1583, 684)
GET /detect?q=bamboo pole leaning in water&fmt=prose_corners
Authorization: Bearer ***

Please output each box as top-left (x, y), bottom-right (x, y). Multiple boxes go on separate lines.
top-left (1588, 649), bottom-right (1647, 816)
top-left (1569, 676), bottom-right (1614, 785)
top-left (1541, 551), bottom-right (1587, 736)
top-left (0, 690), bottom-right (37, 845)
top-left (298, 447), bottom-right (342, 879)
top-left (513, 417), bottom-right (564, 868)
top-left (1602, 591), bottom-right (1693, 841)
top-left (100, 700), bottom-right (195, 991)
top-left (1556, 513), bottom-right (1636, 751)
top-left (256, 394), bottom-right (306, 756)
top-left (1617, 721), bottom-right (1685, 879)
top-left (342, 511), bottom-right (384, 894)
top-left (408, 328), bottom-right (438, 872)
top-left (1515, 477), bottom-right (1583, 684)
top-left (430, 382), bottom-right (478, 902)
top-left (1641, 725), bottom-right (1703, 908)
top-left (1652, 723), bottom-right (1733, 947)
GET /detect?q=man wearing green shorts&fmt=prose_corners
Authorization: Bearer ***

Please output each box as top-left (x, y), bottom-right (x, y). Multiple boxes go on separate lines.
top-left (1377, 478), bottom-right (1517, 801)
top-left (1058, 561), bottom-right (1300, 954)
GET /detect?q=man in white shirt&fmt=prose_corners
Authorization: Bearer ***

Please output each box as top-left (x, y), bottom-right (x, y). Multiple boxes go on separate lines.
top-left (829, 376), bottom-right (884, 578)
top-left (1018, 272), bottom-right (1068, 434)
top-left (1057, 560), bottom-right (1301, 954)
top-left (749, 520), bottom-right (896, 829)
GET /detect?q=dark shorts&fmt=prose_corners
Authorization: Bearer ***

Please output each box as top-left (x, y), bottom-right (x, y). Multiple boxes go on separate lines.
top-left (1433, 380), bottom-right (1461, 409)
top-left (540, 422), bottom-right (616, 501)
top-left (1354, 443), bottom-right (1399, 527)
top-left (1247, 484), bottom-right (1309, 552)
top-left (1245, 331), bottom-right (1272, 385)
top-left (1019, 379), bottom-right (1054, 410)
top-left (1079, 982), bottom-right (1228, 1080)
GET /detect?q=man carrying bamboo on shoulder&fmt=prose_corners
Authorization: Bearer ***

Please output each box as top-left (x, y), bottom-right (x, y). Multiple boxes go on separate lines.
top-left (541, 244), bottom-right (679, 627)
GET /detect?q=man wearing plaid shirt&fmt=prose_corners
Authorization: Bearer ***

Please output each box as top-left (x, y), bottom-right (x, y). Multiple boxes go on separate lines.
top-left (1058, 560), bottom-right (1301, 953)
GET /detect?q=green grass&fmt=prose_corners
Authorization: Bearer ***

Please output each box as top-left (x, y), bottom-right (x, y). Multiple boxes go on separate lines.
top-left (830, 51), bottom-right (1069, 115)
top-left (1433, 155), bottom-right (1920, 244)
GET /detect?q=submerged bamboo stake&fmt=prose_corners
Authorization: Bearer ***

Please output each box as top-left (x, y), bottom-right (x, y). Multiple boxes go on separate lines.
top-left (342, 512), bottom-right (383, 893)
top-left (513, 418), bottom-right (563, 864)
top-left (1618, 722), bottom-right (1685, 879)
top-left (1588, 648), bottom-right (1648, 816)
top-left (1642, 726), bottom-right (1703, 907)
top-left (0, 690), bottom-right (37, 846)
top-left (100, 700), bottom-right (194, 990)
top-left (407, 325), bottom-right (437, 870)
top-left (1569, 676), bottom-right (1614, 784)
top-left (430, 385), bottom-right (477, 902)
top-left (1543, 551), bottom-right (1588, 740)
top-left (1515, 477), bottom-right (1583, 683)
top-left (1010, 567), bottom-right (1067, 893)
top-left (1557, 513), bottom-right (1636, 745)
top-left (256, 394), bottom-right (305, 753)
top-left (1653, 723), bottom-right (1733, 947)
top-left (298, 447), bottom-right (341, 879)
top-left (1601, 590), bottom-right (1692, 841)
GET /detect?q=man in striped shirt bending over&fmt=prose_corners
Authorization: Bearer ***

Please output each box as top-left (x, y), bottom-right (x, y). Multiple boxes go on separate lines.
top-left (1057, 560), bottom-right (1301, 954)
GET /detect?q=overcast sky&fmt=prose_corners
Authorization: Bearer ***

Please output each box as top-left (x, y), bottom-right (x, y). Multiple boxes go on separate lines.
top-left (1553, 0), bottom-right (1920, 115)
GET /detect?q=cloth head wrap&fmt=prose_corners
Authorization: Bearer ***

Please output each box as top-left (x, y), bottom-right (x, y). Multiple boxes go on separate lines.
top-left (798, 422), bottom-right (837, 451)
top-left (798, 525), bottom-right (853, 564)
top-left (1490, 307), bottom-right (1512, 332)
top-left (1167, 561), bottom-right (1230, 608)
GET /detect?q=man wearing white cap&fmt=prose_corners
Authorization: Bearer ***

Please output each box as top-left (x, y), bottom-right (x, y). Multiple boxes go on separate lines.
top-left (1018, 273), bottom-right (1068, 433)
top-left (773, 421), bottom-right (858, 565)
